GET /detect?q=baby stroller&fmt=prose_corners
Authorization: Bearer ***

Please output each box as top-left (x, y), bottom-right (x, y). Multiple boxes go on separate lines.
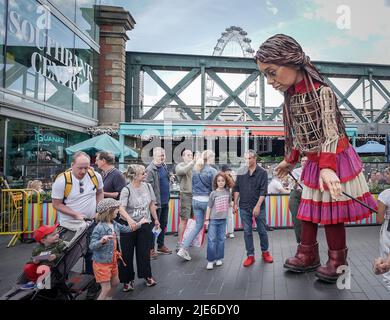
top-left (1, 223), bottom-right (96, 300)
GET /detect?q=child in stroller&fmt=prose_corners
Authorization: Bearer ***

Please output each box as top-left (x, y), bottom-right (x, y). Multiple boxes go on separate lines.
top-left (22, 224), bottom-right (67, 290)
top-left (1, 220), bottom-right (95, 300)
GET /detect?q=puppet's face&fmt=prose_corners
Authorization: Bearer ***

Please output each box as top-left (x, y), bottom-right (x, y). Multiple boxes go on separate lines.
top-left (257, 62), bottom-right (302, 92)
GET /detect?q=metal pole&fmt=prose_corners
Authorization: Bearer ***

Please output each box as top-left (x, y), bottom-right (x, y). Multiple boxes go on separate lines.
top-left (3, 118), bottom-right (8, 175)
top-left (119, 133), bottom-right (125, 172)
top-left (244, 127), bottom-right (249, 154)
top-left (369, 72), bottom-right (374, 122)
top-left (201, 65), bottom-right (205, 120)
top-left (259, 74), bottom-right (265, 121)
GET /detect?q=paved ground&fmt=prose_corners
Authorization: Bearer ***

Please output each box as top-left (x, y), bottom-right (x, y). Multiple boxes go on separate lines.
top-left (1, 226), bottom-right (389, 300)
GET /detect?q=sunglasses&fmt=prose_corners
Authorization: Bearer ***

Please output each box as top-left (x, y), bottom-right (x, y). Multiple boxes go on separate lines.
top-left (79, 181), bottom-right (84, 194)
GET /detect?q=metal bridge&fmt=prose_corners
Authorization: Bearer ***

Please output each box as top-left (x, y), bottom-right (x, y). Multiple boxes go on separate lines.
top-left (125, 51), bottom-right (390, 136)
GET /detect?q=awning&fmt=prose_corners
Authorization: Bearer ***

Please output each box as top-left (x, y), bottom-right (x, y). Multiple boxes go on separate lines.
top-left (66, 133), bottom-right (138, 158)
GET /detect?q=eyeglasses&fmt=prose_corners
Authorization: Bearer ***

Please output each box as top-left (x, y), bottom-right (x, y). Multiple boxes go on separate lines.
top-left (79, 181), bottom-right (84, 194)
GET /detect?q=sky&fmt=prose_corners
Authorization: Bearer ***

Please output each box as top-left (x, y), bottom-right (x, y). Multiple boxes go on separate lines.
top-left (125, 0), bottom-right (390, 64)
top-left (118, 0), bottom-right (390, 118)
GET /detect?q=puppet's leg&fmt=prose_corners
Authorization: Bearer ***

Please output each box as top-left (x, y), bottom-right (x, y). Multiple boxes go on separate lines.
top-left (315, 223), bottom-right (348, 282)
top-left (284, 221), bottom-right (321, 272)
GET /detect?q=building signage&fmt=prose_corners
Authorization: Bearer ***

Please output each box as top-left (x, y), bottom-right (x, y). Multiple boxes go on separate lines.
top-left (8, 5), bottom-right (93, 92)
top-left (34, 127), bottom-right (65, 145)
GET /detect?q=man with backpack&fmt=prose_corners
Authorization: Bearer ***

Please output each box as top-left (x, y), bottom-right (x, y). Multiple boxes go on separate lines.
top-left (52, 151), bottom-right (104, 299)
top-left (52, 151), bottom-right (104, 224)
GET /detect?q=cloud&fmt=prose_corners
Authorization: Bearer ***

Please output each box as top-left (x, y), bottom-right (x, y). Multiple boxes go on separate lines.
top-left (326, 36), bottom-right (351, 48)
top-left (303, 0), bottom-right (390, 41)
top-left (266, 0), bottom-right (279, 15)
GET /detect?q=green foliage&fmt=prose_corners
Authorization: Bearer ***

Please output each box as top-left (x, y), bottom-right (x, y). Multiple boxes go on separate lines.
top-left (30, 191), bottom-right (52, 203)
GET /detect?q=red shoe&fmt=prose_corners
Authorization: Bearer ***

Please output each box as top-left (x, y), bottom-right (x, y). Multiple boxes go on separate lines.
top-left (262, 251), bottom-right (274, 263)
top-left (243, 256), bottom-right (255, 267)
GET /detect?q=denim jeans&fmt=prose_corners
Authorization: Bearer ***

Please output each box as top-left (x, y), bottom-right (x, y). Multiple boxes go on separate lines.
top-left (240, 207), bottom-right (269, 256)
top-left (207, 219), bottom-right (227, 262)
top-left (157, 203), bottom-right (169, 248)
top-left (183, 200), bottom-right (208, 249)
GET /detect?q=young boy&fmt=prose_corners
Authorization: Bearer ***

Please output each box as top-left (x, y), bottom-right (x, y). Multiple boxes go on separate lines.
top-left (22, 224), bottom-right (67, 289)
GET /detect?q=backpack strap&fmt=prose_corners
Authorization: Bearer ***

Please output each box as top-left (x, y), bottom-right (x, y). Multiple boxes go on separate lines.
top-left (63, 170), bottom-right (73, 200)
top-left (53, 169), bottom-right (72, 203)
top-left (87, 168), bottom-right (99, 191)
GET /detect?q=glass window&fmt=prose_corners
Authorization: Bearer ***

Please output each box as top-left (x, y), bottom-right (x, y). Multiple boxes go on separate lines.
top-left (5, 0), bottom-right (46, 100)
top-left (6, 118), bottom-right (37, 186)
top-left (44, 15), bottom-right (75, 110)
top-left (36, 126), bottom-right (67, 164)
top-left (0, 0), bottom-right (5, 87)
top-left (48, 0), bottom-right (76, 23)
top-left (5, 118), bottom-right (90, 186)
top-left (75, 0), bottom-right (98, 42)
top-left (73, 35), bottom-right (97, 118)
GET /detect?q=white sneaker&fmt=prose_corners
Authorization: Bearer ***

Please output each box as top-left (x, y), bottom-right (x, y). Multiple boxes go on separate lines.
top-left (228, 233), bottom-right (235, 238)
top-left (177, 248), bottom-right (191, 261)
top-left (206, 262), bottom-right (214, 270)
top-left (216, 260), bottom-right (223, 266)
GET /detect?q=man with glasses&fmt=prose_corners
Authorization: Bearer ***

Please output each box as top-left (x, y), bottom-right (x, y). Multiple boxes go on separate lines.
top-left (52, 151), bottom-right (104, 223)
top-left (52, 151), bottom-right (104, 299)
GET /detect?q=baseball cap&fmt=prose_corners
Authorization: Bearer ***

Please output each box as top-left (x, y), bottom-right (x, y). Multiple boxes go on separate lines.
top-left (34, 224), bottom-right (59, 243)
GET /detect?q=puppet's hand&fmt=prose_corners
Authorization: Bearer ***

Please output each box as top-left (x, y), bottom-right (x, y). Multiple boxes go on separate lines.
top-left (275, 160), bottom-right (294, 179)
top-left (319, 169), bottom-right (342, 200)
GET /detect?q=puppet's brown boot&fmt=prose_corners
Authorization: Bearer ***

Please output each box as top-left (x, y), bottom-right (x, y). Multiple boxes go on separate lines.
top-left (284, 242), bottom-right (321, 273)
top-left (315, 248), bottom-right (348, 283)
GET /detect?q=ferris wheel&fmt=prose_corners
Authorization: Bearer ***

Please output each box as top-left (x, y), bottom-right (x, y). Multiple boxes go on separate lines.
top-left (207, 26), bottom-right (258, 120)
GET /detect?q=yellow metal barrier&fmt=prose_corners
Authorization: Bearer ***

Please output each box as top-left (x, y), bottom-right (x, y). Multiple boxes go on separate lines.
top-left (0, 189), bottom-right (41, 247)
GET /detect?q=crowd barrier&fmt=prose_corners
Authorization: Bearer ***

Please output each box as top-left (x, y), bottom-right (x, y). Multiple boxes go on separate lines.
top-left (0, 189), bottom-right (40, 247)
top-left (17, 194), bottom-right (380, 242)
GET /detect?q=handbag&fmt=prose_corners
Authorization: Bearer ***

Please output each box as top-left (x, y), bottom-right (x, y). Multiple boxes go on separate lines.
top-left (182, 218), bottom-right (206, 247)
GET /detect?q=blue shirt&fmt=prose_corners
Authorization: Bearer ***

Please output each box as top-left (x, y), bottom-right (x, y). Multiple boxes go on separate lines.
top-left (158, 165), bottom-right (170, 205)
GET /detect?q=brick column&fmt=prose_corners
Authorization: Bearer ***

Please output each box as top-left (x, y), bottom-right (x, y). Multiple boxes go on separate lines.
top-left (95, 6), bottom-right (135, 126)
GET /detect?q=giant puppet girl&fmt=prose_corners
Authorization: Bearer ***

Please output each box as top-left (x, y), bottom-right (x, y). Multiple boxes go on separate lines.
top-left (255, 34), bottom-right (377, 282)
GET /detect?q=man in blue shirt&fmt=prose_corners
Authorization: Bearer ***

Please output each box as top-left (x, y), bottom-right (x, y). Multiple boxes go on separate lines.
top-left (146, 147), bottom-right (173, 257)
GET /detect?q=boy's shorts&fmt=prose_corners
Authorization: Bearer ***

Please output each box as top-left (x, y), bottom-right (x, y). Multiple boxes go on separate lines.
top-left (180, 193), bottom-right (192, 219)
top-left (93, 261), bottom-right (118, 283)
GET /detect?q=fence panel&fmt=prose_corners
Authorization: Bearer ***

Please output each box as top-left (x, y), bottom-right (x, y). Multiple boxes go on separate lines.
top-left (0, 189), bottom-right (41, 247)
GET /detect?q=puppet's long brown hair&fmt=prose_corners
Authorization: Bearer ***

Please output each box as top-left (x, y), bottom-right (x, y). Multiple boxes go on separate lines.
top-left (255, 34), bottom-right (346, 156)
